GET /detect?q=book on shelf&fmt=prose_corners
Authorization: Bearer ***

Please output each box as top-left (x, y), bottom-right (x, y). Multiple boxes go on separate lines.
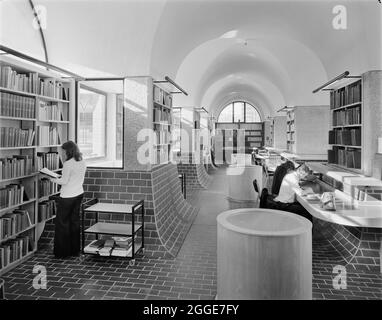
top-left (330, 81), bottom-right (362, 109)
top-left (99, 239), bottom-right (115, 256)
top-left (332, 107), bottom-right (361, 126)
top-left (0, 209), bottom-right (33, 241)
top-left (38, 101), bottom-right (65, 121)
top-left (37, 152), bottom-right (62, 171)
top-left (38, 200), bottom-right (56, 222)
top-left (0, 184), bottom-right (30, 209)
top-left (0, 127), bottom-right (35, 148)
top-left (38, 178), bottom-right (59, 197)
top-left (84, 239), bottom-right (106, 254)
top-left (0, 65), bottom-right (69, 99)
top-left (328, 130), bottom-right (335, 144)
top-left (0, 235), bottom-right (31, 269)
top-left (0, 155), bottom-right (33, 180)
top-left (0, 92), bottom-right (35, 118)
top-left (38, 125), bottom-right (63, 146)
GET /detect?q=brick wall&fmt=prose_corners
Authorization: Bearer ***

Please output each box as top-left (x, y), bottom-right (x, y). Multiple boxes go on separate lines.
top-left (39, 163), bottom-right (198, 259)
top-left (314, 218), bottom-right (381, 273)
top-left (177, 153), bottom-right (212, 189)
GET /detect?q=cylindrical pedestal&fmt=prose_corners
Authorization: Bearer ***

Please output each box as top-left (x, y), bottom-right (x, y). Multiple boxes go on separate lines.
top-left (217, 209), bottom-right (312, 300)
top-left (227, 165), bottom-right (263, 202)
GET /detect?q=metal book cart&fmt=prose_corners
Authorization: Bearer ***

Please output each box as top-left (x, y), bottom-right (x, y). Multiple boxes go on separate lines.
top-left (81, 198), bottom-right (145, 266)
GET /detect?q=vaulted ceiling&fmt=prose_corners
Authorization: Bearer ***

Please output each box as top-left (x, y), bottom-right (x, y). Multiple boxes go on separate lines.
top-left (1, 0), bottom-right (380, 118)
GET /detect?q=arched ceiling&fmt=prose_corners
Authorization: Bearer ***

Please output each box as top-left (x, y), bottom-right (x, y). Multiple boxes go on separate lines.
top-left (1, 0), bottom-right (381, 118)
top-left (151, 0), bottom-right (381, 116)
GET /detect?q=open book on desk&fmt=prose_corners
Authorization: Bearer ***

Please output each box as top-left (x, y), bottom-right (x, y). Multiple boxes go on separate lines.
top-left (39, 167), bottom-right (61, 179)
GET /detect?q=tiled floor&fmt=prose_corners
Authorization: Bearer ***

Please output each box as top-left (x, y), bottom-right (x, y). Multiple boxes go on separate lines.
top-left (1, 167), bottom-right (381, 300)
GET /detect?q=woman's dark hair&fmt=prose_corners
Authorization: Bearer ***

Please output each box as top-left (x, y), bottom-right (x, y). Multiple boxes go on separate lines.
top-left (61, 141), bottom-right (82, 161)
top-left (284, 160), bottom-right (295, 172)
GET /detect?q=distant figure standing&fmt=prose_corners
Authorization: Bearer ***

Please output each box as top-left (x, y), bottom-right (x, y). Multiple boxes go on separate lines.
top-left (50, 141), bottom-right (86, 258)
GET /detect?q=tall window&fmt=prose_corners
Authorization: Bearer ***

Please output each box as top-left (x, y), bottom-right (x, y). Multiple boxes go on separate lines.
top-left (78, 87), bottom-right (106, 159)
top-left (78, 81), bottom-right (124, 168)
top-left (217, 101), bottom-right (261, 123)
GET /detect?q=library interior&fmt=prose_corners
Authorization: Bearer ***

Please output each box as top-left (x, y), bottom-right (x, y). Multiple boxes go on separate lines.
top-left (0, 0), bottom-right (381, 301)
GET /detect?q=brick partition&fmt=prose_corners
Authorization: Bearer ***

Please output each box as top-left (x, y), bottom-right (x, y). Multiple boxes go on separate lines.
top-left (314, 218), bottom-right (381, 273)
top-left (177, 153), bottom-right (213, 189)
top-left (39, 163), bottom-right (198, 259)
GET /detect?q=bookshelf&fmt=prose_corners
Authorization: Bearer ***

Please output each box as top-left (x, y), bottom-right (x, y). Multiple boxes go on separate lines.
top-left (0, 56), bottom-right (73, 275)
top-left (327, 71), bottom-right (382, 176)
top-left (328, 79), bottom-right (362, 171)
top-left (123, 77), bottom-right (174, 170)
top-left (285, 105), bottom-right (330, 161)
top-left (153, 84), bottom-right (172, 165)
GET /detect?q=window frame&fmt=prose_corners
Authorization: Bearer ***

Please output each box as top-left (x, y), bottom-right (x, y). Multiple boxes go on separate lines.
top-left (217, 101), bottom-right (261, 124)
top-left (75, 81), bottom-right (125, 169)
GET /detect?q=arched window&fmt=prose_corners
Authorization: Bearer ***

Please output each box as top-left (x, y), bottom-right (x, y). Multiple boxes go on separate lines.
top-left (217, 101), bottom-right (261, 123)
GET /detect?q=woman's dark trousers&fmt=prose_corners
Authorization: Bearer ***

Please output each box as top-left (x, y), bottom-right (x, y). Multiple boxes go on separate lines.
top-left (54, 194), bottom-right (84, 258)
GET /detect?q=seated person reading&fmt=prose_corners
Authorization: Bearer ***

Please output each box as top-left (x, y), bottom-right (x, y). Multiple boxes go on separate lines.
top-left (271, 160), bottom-right (295, 196)
top-left (273, 163), bottom-right (313, 222)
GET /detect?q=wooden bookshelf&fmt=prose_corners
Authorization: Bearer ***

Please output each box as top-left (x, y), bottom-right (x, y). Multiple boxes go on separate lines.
top-left (153, 84), bottom-right (172, 165)
top-left (327, 71), bottom-right (382, 176)
top-left (285, 105), bottom-right (330, 160)
top-left (328, 79), bottom-right (363, 171)
top-left (0, 56), bottom-right (73, 275)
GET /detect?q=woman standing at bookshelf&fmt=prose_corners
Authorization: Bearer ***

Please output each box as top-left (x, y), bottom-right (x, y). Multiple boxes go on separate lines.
top-left (50, 141), bottom-right (86, 258)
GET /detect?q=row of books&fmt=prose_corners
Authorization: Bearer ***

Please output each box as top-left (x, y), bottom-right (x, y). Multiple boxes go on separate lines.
top-left (153, 86), bottom-right (172, 107)
top-left (332, 106), bottom-right (361, 126)
top-left (0, 155), bottom-right (34, 180)
top-left (328, 148), bottom-right (361, 169)
top-left (0, 65), bottom-right (69, 100)
top-left (330, 81), bottom-right (362, 109)
top-left (0, 92), bottom-right (35, 118)
top-left (38, 200), bottom-right (56, 222)
top-left (0, 235), bottom-right (31, 269)
top-left (0, 66), bottom-right (39, 94)
top-left (154, 129), bottom-right (171, 145)
top-left (38, 178), bottom-right (59, 198)
top-left (0, 127), bottom-right (35, 148)
top-left (37, 152), bottom-right (62, 171)
top-left (84, 236), bottom-right (137, 257)
top-left (38, 126), bottom-right (62, 146)
top-left (153, 108), bottom-right (172, 123)
top-left (0, 184), bottom-right (27, 209)
top-left (0, 210), bottom-right (33, 241)
top-left (38, 101), bottom-right (66, 121)
top-left (329, 129), bottom-right (361, 146)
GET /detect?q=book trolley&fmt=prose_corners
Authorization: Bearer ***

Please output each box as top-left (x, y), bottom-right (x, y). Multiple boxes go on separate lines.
top-left (81, 198), bottom-right (145, 266)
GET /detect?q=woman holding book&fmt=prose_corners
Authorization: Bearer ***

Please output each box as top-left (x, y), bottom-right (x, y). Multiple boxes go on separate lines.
top-left (48, 141), bottom-right (86, 258)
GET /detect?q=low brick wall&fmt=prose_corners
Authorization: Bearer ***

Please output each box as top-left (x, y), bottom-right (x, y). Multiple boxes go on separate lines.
top-left (314, 218), bottom-right (381, 273)
top-left (39, 163), bottom-right (198, 258)
top-left (177, 153), bottom-right (212, 189)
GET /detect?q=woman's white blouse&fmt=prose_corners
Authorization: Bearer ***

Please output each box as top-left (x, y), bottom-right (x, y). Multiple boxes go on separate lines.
top-left (52, 158), bottom-right (87, 198)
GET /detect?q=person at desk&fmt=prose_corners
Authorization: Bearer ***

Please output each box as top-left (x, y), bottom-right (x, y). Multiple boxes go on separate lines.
top-left (49, 141), bottom-right (87, 258)
top-left (273, 163), bottom-right (313, 222)
top-left (271, 160), bottom-right (296, 196)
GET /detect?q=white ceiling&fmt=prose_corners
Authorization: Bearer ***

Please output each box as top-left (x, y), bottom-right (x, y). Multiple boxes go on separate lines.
top-left (1, 0), bottom-right (381, 118)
